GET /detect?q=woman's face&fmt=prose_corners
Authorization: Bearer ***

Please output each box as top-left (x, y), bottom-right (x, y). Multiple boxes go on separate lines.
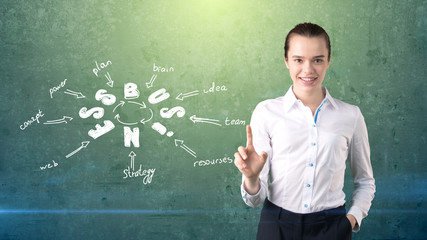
top-left (285, 35), bottom-right (330, 95)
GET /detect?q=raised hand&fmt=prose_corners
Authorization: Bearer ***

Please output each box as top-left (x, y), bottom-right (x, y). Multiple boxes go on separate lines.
top-left (234, 125), bottom-right (268, 194)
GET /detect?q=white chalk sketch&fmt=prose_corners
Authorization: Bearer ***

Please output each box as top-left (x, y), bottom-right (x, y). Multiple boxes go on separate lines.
top-left (176, 90), bottom-right (199, 101)
top-left (79, 107), bottom-right (105, 119)
top-left (140, 108), bottom-right (154, 125)
top-left (123, 151), bottom-right (156, 184)
top-left (105, 72), bottom-right (114, 88)
top-left (148, 88), bottom-right (170, 104)
top-left (114, 114), bottom-right (138, 126)
top-left (129, 151), bottom-right (136, 170)
top-left (189, 115), bottom-right (222, 126)
top-left (66, 141), bottom-right (90, 158)
top-left (203, 82), bottom-right (228, 94)
top-left (151, 122), bottom-right (174, 137)
top-left (124, 127), bottom-right (140, 148)
top-left (128, 101), bottom-right (146, 109)
top-left (88, 120), bottom-right (115, 139)
top-left (93, 60), bottom-right (112, 77)
top-left (153, 63), bottom-right (174, 73)
top-left (95, 89), bottom-right (116, 106)
top-left (160, 106), bottom-right (185, 119)
top-left (146, 74), bottom-right (157, 88)
top-left (40, 160), bottom-right (59, 170)
top-left (64, 89), bottom-right (85, 99)
top-left (124, 83), bottom-right (140, 100)
top-left (49, 79), bottom-right (67, 99)
top-left (174, 139), bottom-right (196, 158)
top-left (113, 101), bottom-right (125, 112)
top-left (43, 116), bottom-right (73, 125)
top-left (19, 109), bottom-right (44, 130)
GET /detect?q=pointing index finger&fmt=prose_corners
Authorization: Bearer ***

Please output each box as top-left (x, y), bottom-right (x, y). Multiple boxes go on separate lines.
top-left (246, 125), bottom-right (253, 147)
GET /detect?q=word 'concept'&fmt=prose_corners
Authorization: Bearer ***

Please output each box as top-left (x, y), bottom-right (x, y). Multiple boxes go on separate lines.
top-left (20, 109), bottom-right (44, 130)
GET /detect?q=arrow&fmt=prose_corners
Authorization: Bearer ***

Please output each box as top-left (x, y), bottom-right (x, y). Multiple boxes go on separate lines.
top-left (140, 108), bottom-right (154, 125)
top-left (189, 115), bottom-right (222, 126)
top-left (114, 114), bottom-right (138, 125)
top-left (66, 141), bottom-right (90, 158)
top-left (129, 151), bottom-right (136, 171)
top-left (128, 101), bottom-right (146, 109)
top-left (64, 89), bottom-right (85, 99)
top-left (176, 90), bottom-right (199, 101)
top-left (43, 116), bottom-right (73, 125)
top-left (174, 139), bottom-right (196, 158)
top-left (146, 74), bottom-right (157, 88)
top-left (105, 72), bottom-right (114, 88)
top-left (113, 101), bottom-right (125, 112)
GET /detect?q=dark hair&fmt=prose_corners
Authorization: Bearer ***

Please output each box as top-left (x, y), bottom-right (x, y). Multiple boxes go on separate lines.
top-left (284, 22), bottom-right (331, 61)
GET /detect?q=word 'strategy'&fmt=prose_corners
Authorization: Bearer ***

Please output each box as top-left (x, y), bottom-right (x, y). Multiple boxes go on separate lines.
top-left (123, 151), bottom-right (155, 185)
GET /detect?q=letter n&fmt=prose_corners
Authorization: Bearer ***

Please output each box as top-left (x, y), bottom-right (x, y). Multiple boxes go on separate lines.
top-left (124, 127), bottom-right (140, 148)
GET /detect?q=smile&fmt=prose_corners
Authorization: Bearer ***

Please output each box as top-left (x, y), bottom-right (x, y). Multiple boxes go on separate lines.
top-left (299, 77), bottom-right (317, 82)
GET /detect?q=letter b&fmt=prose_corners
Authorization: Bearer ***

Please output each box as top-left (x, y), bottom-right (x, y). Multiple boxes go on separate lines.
top-left (124, 83), bottom-right (140, 99)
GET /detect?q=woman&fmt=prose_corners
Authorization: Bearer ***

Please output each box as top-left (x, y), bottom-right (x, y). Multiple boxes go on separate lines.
top-left (234, 22), bottom-right (375, 240)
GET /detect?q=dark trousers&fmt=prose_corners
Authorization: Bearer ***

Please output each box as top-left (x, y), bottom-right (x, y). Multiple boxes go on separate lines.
top-left (257, 199), bottom-right (352, 240)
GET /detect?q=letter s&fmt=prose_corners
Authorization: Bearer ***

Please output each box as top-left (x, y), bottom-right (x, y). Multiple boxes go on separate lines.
top-left (79, 107), bottom-right (105, 119)
top-left (95, 89), bottom-right (116, 106)
top-left (160, 106), bottom-right (185, 119)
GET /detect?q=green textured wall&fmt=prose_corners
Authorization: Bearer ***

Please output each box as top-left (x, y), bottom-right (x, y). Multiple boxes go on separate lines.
top-left (1, 0), bottom-right (426, 239)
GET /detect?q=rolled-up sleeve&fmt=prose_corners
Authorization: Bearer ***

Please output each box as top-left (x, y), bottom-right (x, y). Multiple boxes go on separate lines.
top-left (347, 108), bottom-right (376, 232)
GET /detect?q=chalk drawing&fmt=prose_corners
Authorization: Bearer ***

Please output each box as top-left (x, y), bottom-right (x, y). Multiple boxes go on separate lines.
top-left (123, 151), bottom-right (156, 184)
top-left (93, 60), bottom-right (112, 77)
top-left (19, 109), bottom-right (44, 130)
top-left (66, 141), bottom-right (90, 158)
top-left (153, 63), bottom-right (174, 73)
top-left (40, 160), bottom-right (59, 170)
top-left (64, 89), bottom-right (85, 99)
top-left (148, 88), bottom-right (170, 104)
top-left (224, 117), bottom-right (246, 126)
top-left (79, 107), bottom-right (105, 119)
top-left (88, 120), bottom-right (115, 139)
top-left (124, 127), bottom-right (140, 148)
top-left (174, 139), bottom-right (196, 158)
top-left (95, 89), bottom-right (116, 106)
top-left (176, 90), bottom-right (199, 101)
top-left (146, 74), bottom-right (157, 88)
top-left (49, 79), bottom-right (67, 99)
top-left (190, 115), bottom-right (222, 126)
top-left (193, 156), bottom-right (233, 168)
top-left (114, 114), bottom-right (138, 126)
top-left (152, 122), bottom-right (174, 137)
top-left (140, 108), bottom-right (154, 125)
top-left (105, 72), bottom-right (114, 88)
top-left (203, 82), bottom-right (227, 94)
top-left (124, 83), bottom-right (140, 100)
top-left (43, 116), bottom-right (73, 125)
